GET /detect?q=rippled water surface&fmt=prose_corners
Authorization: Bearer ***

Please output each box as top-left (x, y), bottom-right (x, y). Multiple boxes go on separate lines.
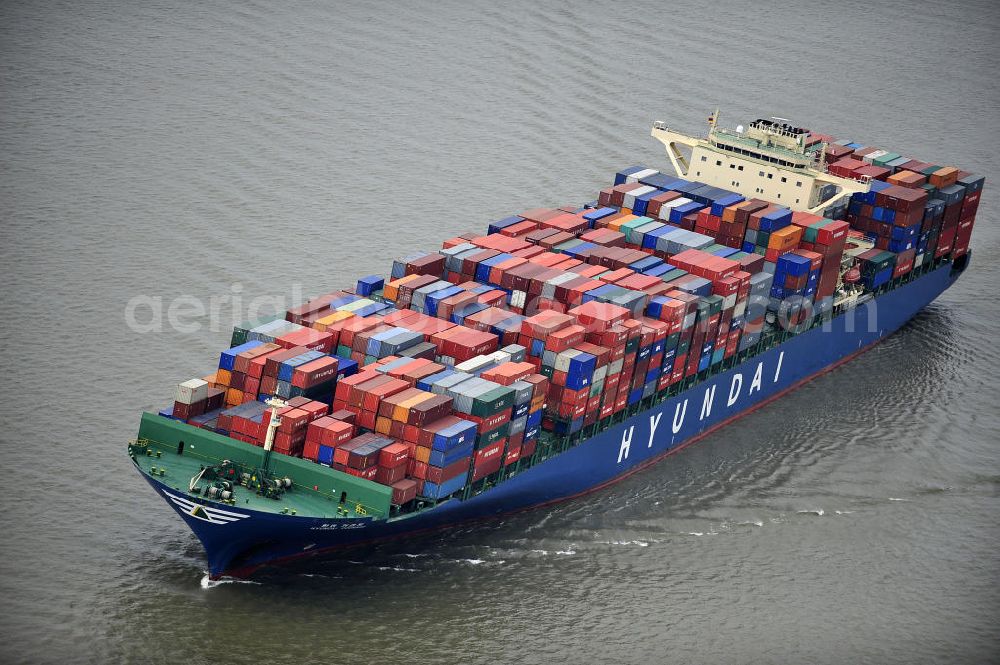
top-left (2, 1), bottom-right (999, 663)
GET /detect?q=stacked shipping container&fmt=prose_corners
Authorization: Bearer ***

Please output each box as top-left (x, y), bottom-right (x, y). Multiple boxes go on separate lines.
top-left (160, 140), bottom-right (984, 507)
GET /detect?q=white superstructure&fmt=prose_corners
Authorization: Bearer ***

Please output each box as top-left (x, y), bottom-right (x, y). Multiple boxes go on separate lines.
top-left (651, 111), bottom-right (871, 215)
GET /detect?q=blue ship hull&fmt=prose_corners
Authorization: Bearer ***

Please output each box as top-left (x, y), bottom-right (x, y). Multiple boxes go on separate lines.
top-left (143, 260), bottom-right (965, 578)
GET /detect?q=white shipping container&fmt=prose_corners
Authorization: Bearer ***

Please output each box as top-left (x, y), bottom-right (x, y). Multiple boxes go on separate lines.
top-left (175, 378), bottom-right (209, 405)
top-left (501, 344), bottom-right (527, 362)
top-left (623, 185), bottom-right (656, 210)
top-left (489, 351), bottom-right (512, 365)
top-left (509, 380), bottom-right (534, 405)
top-left (626, 168), bottom-right (658, 184)
top-left (862, 149), bottom-right (887, 164)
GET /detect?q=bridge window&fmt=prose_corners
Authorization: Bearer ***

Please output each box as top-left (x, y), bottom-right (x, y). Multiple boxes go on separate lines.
top-left (715, 160), bottom-right (722, 166)
top-left (758, 171), bottom-right (765, 177)
top-left (796, 181), bottom-right (802, 187)
top-left (700, 155), bottom-right (707, 162)
top-left (767, 173), bottom-right (773, 179)
top-left (738, 165), bottom-right (744, 171)
top-left (781, 176), bottom-right (787, 183)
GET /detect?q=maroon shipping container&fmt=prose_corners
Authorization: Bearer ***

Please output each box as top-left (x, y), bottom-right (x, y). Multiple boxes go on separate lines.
top-left (525, 227), bottom-right (563, 244)
top-left (329, 409), bottom-right (357, 424)
top-left (205, 388), bottom-right (225, 412)
top-left (391, 479), bottom-right (419, 505)
top-left (263, 346), bottom-right (311, 378)
top-left (416, 415), bottom-right (477, 448)
top-left (344, 465), bottom-right (379, 481)
top-left (234, 343), bottom-right (280, 375)
top-left (277, 408), bottom-right (309, 434)
top-left (285, 291), bottom-right (348, 325)
top-left (378, 442), bottom-right (410, 468)
top-left (425, 456), bottom-right (471, 485)
top-left (406, 253), bottom-right (445, 277)
top-left (374, 464), bottom-right (407, 485)
top-left (291, 356), bottom-right (339, 389)
top-left (407, 394), bottom-right (453, 427)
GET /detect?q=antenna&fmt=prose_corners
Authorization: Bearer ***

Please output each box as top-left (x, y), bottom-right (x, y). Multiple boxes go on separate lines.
top-left (261, 396), bottom-right (288, 476)
top-left (708, 108), bottom-right (720, 132)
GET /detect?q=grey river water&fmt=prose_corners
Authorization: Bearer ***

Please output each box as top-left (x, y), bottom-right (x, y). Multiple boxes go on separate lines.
top-left (1, 1), bottom-right (998, 663)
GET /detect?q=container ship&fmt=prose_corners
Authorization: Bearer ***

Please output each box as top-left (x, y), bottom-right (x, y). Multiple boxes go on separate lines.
top-left (131, 113), bottom-right (982, 579)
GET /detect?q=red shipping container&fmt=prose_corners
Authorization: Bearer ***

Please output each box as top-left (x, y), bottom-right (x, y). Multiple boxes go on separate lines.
top-left (374, 464), bottom-right (407, 485)
top-left (298, 400), bottom-right (328, 421)
top-left (505, 442), bottom-right (522, 466)
top-left (275, 328), bottom-right (334, 353)
top-left (291, 356), bottom-right (340, 389)
top-left (472, 452), bottom-right (503, 482)
top-left (285, 291), bottom-right (346, 324)
top-left (306, 415), bottom-right (335, 442)
top-left (378, 442), bottom-right (410, 468)
top-left (521, 438), bottom-right (537, 458)
top-left (391, 479), bottom-right (419, 505)
top-left (425, 457), bottom-right (470, 484)
top-left (273, 429), bottom-right (306, 453)
top-left (277, 408), bottom-right (309, 434)
top-left (408, 458), bottom-right (427, 479)
top-left (234, 343), bottom-right (280, 375)
top-left (323, 420), bottom-right (354, 446)
top-left (545, 324), bottom-right (586, 352)
top-left (303, 438), bottom-right (321, 462)
top-left (473, 439), bottom-right (505, 467)
top-left (345, 466), bottom-right (379, 481)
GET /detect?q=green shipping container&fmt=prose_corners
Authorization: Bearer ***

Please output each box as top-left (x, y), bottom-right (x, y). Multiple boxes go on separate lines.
top-left (231, 314), bottom-right (281, 346)
top-left (470, 386), bottom-right (515, 418)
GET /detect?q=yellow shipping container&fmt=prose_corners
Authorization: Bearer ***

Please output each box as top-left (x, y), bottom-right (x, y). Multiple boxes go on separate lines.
top-left (313, 310), bottom-right (353, 332)
top-left (390, 392), bottom-right (432, 422)
top-left (608, 213), bottom-right (637, 232)
top-left (375, 416), bottom-right (393, 435)
top-left (383, 274), bottom-right (421, 302)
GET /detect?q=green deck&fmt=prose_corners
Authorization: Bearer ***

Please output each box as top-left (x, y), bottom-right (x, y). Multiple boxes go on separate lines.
top-left (132, 413), bottom-right (392, 519)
